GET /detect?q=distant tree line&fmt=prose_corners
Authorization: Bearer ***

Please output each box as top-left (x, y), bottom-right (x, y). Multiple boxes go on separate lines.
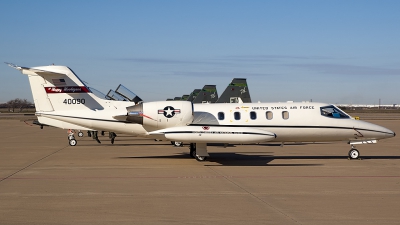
top-left (0, 98), bottom-right (34, 112)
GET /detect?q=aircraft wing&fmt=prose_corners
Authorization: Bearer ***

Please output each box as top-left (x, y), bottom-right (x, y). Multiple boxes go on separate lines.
top-left (148, 126), bottom-right (276, 143)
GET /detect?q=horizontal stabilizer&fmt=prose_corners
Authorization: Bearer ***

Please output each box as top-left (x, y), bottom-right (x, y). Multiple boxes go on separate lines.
top-left (6, 62), bottom-right (66, 76)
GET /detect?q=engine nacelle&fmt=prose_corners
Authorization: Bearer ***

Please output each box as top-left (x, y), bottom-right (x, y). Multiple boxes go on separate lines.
top-left (126, 101), bottom-right (194, 131)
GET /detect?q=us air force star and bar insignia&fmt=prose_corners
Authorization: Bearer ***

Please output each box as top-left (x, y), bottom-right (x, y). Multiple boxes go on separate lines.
top-left (158, 106), bottom-right (181, 118)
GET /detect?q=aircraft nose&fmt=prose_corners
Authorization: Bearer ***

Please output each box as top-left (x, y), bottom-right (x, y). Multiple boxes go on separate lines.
top-left (379, 127), bottom-right (395, 138)
top-left (356, 120), bottom-right (396, 140)
top-left (379, 127), bottom-right (396, 139)
top-left (383, 127), bottom-right (396, 137)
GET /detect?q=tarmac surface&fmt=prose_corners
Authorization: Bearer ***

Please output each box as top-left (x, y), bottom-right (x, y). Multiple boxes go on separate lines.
top-left (0, 119), bottom-right (399, 224)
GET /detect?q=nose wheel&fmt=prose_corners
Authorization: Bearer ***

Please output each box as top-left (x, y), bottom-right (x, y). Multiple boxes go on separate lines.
top-left (348, 148), bottom-right (360, 160)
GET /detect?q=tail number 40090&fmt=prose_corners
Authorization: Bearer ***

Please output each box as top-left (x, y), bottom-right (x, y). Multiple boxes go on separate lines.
top-left (63, 98), bottom-right (85, 104)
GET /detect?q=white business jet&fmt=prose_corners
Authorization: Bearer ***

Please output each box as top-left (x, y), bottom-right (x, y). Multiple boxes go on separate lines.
top-left (6, 63), bottom-right (395, 161)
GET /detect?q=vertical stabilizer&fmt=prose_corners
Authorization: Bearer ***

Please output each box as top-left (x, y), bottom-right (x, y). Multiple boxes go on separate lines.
top-left (187, 89), bottom-right (201, 102)
top-left (192, 85), bottom-right (218, 103)
top-left (181, 95), bottom-right (189, 101)
top-left (27, 73), bottom-right (55, 111)
top-left (6, 63), bottom-right (105, 111)
top-left (216, 78), bottom-right (251, 103)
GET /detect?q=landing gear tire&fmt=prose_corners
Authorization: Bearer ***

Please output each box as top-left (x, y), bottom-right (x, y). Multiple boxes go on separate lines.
top-left (173, 141), bottom-right (183, 147)
top-left (348, 149), bottom-right (360, 160)
top-left (68, 135), bottom-right (75, 140)
top-left (190, 149), bottom-right (196, 158)
top-left (195, 155), bottom-right (207, 162)
top-left (78, 132), bottom-right (84, 137)
top-left (69, 139), bottom-right (77, 146)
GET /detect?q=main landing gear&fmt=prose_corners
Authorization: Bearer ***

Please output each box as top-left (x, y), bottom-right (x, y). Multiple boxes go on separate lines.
top-left (348, 145), bottom-right (360, 160)
top-left (189, 143), bottom-right (196, 158)
top-left (189, 143), bottom-right (209, 161)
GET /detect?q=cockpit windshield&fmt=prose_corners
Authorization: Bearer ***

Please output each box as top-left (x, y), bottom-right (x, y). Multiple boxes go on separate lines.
top-left (320, 105), bottom-right (350, 119)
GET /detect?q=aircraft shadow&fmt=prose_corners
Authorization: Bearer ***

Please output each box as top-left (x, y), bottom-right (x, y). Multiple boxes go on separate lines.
top-left (117, 153), bottom-right (323, 167)
top-left (208, 154), bottom-right (400, 164)
top-left (117, 153), bottom-right (400, 166)
top-left (204, 153), bottom-right (324, 166)
top-left (359, 156), bottom-right (400, 160)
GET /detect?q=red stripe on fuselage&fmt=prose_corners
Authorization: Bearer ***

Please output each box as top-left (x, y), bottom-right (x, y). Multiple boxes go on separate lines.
top-left (140, 113), bottom-right (157, 121)
top-left (45, 86), bottom-right (90, 93)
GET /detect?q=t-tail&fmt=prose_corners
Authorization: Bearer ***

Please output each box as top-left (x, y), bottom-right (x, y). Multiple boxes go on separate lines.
top-left (187, 89), bottom-right (201, 102)
top-left (6, 63), bottom-right (105, 112)
top-left (216, 78), bottom-right (251, 103)
top-left (6, 63), bottom-right (194, 135)
top-left (192, 85), bottom-right (218, 103)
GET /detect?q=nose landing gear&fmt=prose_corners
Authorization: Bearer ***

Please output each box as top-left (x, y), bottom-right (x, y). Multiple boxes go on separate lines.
top-left (348, 145), bottom-right (360, 160)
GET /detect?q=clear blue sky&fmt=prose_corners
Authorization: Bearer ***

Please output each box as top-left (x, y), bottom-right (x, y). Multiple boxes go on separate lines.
top-left (1, 0), bottom-right (399, 105)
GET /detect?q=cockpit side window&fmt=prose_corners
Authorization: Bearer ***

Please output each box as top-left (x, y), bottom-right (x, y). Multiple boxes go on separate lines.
top-left (320, 106), bottom-right (349, 119)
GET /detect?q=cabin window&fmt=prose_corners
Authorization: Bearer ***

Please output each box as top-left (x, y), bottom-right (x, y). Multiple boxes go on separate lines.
top-left (320, 105), bottom-right (350, 118)
top-left (234, 112), bottom-right (241, 120)
top-left (282, 111), bottom-right (289, 120)
top-left (266, 111), bottom-right (273, 120)
top-left (250, 111), bottom-right (257, 120)
top-left (218, 112), bottom-right (225, 120)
